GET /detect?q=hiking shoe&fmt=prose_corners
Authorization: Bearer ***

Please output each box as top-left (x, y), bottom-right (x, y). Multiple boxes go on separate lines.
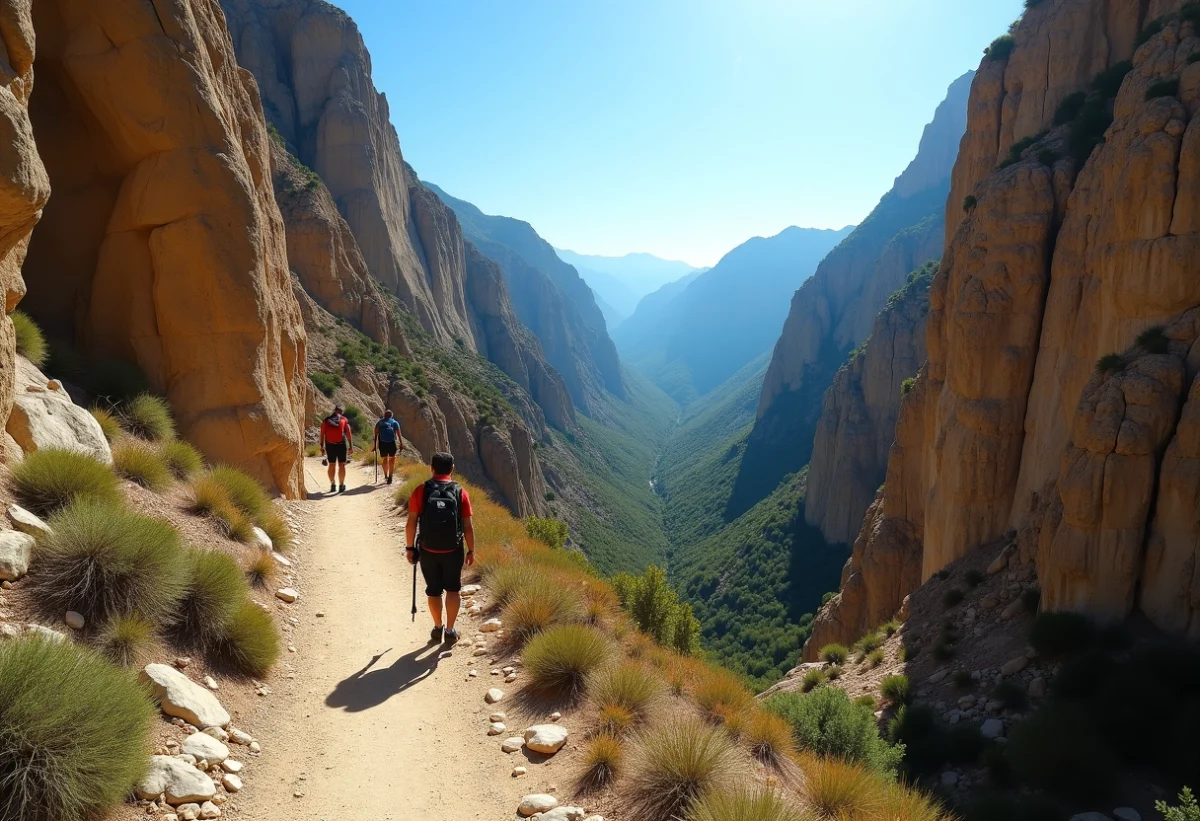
top-left (443, 628), bottom-right (460, 646)
top-left (339, 484), bottom-right (346, 493)
top-left (386, 475), bottom-right (393, 485)
top-left (429, 625), bottom-right (443, 644)
top-left (329, 483), bottom-right (336, 494)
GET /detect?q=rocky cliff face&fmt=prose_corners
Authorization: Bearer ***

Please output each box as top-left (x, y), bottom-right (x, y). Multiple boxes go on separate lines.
top-left (0, 0), bottom-right (50, 461)
top-left (808, 0), bottom-right (1200, 656)
top-left (20, 0), bottom-right (307, 496)
top-left (805, 263), bottom-right (933, 544)
top-left (737, 73), bottom-right (971, 507)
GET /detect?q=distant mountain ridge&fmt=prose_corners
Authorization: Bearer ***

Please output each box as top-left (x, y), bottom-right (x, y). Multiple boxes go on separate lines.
top-left (614, 225), bottom-right (853, 405)
top-left (556, 249), bottom-right (706, 327)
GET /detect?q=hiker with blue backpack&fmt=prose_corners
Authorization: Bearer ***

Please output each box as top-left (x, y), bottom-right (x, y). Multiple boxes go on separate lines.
top-left (405, 452), bottom-right (475, 646)
top-left (373, 409), bottom-right (402, 485)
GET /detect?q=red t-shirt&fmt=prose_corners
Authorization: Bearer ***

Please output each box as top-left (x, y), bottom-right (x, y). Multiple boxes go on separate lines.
top-left (408, 475), bottom-right (473, 517)
top-left (321, 414), bottom-right (350, 444)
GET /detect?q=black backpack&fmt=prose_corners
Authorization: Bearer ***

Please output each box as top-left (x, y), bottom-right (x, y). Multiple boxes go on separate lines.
top-left (418, 479), bottom-right (463, 551)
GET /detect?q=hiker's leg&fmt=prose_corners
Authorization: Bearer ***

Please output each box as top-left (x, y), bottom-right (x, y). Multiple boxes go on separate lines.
top-left (338, 461), bottom-right (347, 483)
top-left (445, 591), bottom-right (461, 630)
top-left (326, 460), bottom-right (335, 482)
top-left (426, 595), bottom-right (444, 628)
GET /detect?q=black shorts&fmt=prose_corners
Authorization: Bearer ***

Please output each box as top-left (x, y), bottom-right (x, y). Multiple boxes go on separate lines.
top-left (378, 441), bottom-right (398, 457)
top-left (419, 548), bottom-right (465, 597)
top-left (325, 442), bottom-right (348, 464)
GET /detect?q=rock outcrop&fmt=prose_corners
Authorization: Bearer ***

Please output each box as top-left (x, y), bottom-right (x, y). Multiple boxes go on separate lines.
top-left (805, 264), bottom-right (933, 544)
top-left (21, 0), bottom-right (307, 495)
top-left (738, 73), bottom-right (971, 507)
top-left (7, 355), bottom-right (111, 464)
top-left (808, 0), bottom-right (1200, 655)
top-left (0, 0), bottom-right (50, 462)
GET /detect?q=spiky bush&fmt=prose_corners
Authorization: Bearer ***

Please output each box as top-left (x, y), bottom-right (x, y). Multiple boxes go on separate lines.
top-left (947, 722), bottom-right (986, 764)
top-left (964, 569), bottom-right (985, 587)
top-left (693, 667), bottom-right (754, 721)
top-left (991, 679), bottom-right (1029, 710)
top-left (112, 441), bottom-right (172, 491)
top-left (522, 624), bottom-right (612, 698)
top-left (95, 614), bottom-right (155, 668)
top-left (207, 466), bottom-right (269, 519)
top-left (503, 577), bottom-right (584, 640)
top-left (32, 501), bottom-right (187, 625)
top-left (190, 472), bottom-right (254, 542)
top-left (801, 667), bottom-right (826, 692)
top-left (0, 637), bottom-right (155, 821)
top-left (766, 686), bottom-right (903, 777)
top-left (1137, 325), bottom-right (1171, 354)
top-left (1096, 353), bottom-right (1125, 374)
top-left (624, 718), bottom-right (747, 821)
top-left (162, 440), bottom-right (204, 480)
top-left (820, 643), bottom-right (848, 664)
top-left (688, 788), bottom-right (809, 821)
top-left (880, 674), bottom-right (910, 704)
top-left (12, 448), bottom-right (121, 515)
top-left (258, 508), bottom-right (293, 553)
top-left (963, 195), bottom-right (977, 213)
top-left (176, 550), bottom-right (249, 648)
top-left (589, 662), bottom-right (662, 725)
top-left (866, 648), bottom-right (885, 667)
top-left (89, 407), bottom-right (120, 442)
top-left (800, 754), bottom-right (884, 820)
top-left (578, 733), bottom-right (623, 793)
top-left (488, 563), bottom-right (543, 607)
top-left (954, 669), bottom-right (975, 690)
top-left (745, 709), bottom-right (795, 767)
top-left (11, 310), bottom-right (47, 367)
top-left (217, 600), bottom-right (281, 676)
top-left (245, 550), bottom-right (276, 588)
top-left (598, 703), bottom-right (636, 737)
top-left (119, 394), bottom-right (175, 441)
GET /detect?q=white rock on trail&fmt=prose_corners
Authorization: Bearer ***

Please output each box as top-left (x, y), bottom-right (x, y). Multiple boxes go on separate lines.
top-left (198, 801), bottom-right (221, 819)
top-left (0, 530), bottom-right (34, 581)
top-left (489, 712), bottom-right (506, 722)
top-left (540, 808), bottom-right (586, 821)
top-left (485, 688), bottom-right (504, 704)
top-left (142, 664), bottom-right (231, 729)
top-left (204, 676), bottom-right (219, 691)
top-left (203, 726), bottom-right (228, 743)
top-left (272, 551), bottom-right (292, 567)
top-left (505, 673), bottom-right (518, 683)
top-left (501, 737), bottom-right (524, 753)
top-left (550, 711), bottom-right (562, 721)
top-left (251, 527), bottom-right (272, 551)
top-left (473, 647), bottom-right (489, 657)
top-left (481, 618), bottom-right (502, 632)
top-left (512, 766), bottom-right (527, 777)
top-left (461, 584), bottom-right (481, 595)
top-left (275, 588), bottom-right (299, 603)
top-left (183, 732), bottom-right (229, 764)
top-left (64, 611), bottom-right (84, 630)
top-left (228, 727), bottom-right (254, 745)
top-left (488, 722), bottom-right (506, 735)
top-left (6, 504), bottom-right (50, 538)
top-left (518, 794), bottom-right (558, 816)
top-left (221, 773), bottom-right (243, 793)
top-left (524, 724), bottom-right (569, 754)
top-left (137, 756), bottom-right (217, 805)
top-left (221, 759), bottom-right (243, 773)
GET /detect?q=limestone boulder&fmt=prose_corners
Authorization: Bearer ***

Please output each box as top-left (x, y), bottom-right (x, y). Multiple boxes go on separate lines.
top-left (523, 724), bottom-right (568, 754)
top-left (0, 530), bottom-right (33, 581)
top-left (182, 732), bottom-right (230, 765)
top-left (7, 503), bottom-right (49, 537)
top-left (6, 357), bottom-right (110, 463)
top-left (142, 664), bottom-right (231, 729)
top-left (137, 756), bottom-right (217, 805)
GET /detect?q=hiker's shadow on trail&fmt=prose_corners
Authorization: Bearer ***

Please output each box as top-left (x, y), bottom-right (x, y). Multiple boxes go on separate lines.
top-left (325, 644), bottom-right (448, 712)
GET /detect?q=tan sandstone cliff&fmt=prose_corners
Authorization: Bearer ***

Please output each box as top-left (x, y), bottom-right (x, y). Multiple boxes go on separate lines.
top-left (807, 0), bottom-right (1200, 656)
top-left (20, 0), bottom-right (306, 496)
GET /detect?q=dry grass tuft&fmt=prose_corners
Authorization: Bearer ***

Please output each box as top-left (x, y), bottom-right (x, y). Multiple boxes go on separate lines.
top-left (800, 754), bottom-right (884, 820)
top-left (577, 733), bottom-right (623, 793)
top-left (745, 709), bottom-right (797, 767)
top-left (694, 666), bottom-right (755, 721)
top-left (624, 718), bottom-right (748, 821)
top-left (245, 550), bottom-right (276, 588)
top-left (522, 624), bottom-right (612, 698)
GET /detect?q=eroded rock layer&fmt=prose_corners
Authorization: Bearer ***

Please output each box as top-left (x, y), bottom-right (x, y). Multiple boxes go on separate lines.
top-left (808, 0), bottom-right (1200, 656)
top-left (22, 0), bottom-right (306, 495)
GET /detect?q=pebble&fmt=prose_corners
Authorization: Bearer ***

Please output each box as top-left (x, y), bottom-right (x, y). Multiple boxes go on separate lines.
top-left (550, 711), bottom-right (562, 721)
top-left (473, 647), bottom-right (489, 657)
top-left (315, 611), bottom-right (325, 618)
top-left (249, 741), bottom-right (261, 754)
top-left (228, 728), bottom-right (254, 745)
top-left (64, 611), bottom-right (85, 629)
top-left (220, 760), bottom-right (243, 774)
top-left (981, 718), bottom-right (1005, 739)
top-left (488, 722), bottom-right (506, 735)
top-left (490, 712), bottom-right (506, 723)
top-left (485, 688), bottom-right (505, 704)
top-left (502, 737), bottom-right (524, 753)
top-left (1000, 656), bottom-right (1029, 676)
top-left (275, 588), bottom-right (299, 603)
top-left (221, 774), bottom-right (242, 793)
top-left (928, 670), bottom-right (947, 684)
top-left (524, 724), bottom-right (569, 754)
top-left (461, 584), bottom-right (481, 595)
top-left (512, 766), bottom-right (527, 777)
top-left (481, 618), bottom-right (503, 632)
top-left (468, 670), bottom-right (478, 678)
top-left (503, 666), bottom-right (515, 674)
top-left (204, 676), bottom-right (219, 691)
top-left (518, 794), bottom-right (558, 816)
top-left (505, 673), bottom-right (518, 683)
top-left (0, 580), bottom-right (10, 590)
top-left (941, 771), bottom-right (959, 787)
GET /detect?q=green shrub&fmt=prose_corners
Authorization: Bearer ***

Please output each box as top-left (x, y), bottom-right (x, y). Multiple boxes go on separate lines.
top-left (503, 578), bottom-right (584, 639)
top-left (991, 679), bottom-right (1028, 710)
top-left (1000, 133), bottom-right (1045, 168)
top-left (189, 474), bottom-right (253, 542)
top-left (342, 404), bottom-right (368, 439)
top-left (934, 569), bottom-right (950, 581)
top-left (12, 448), bottom-right (121, 514)
top-left (766, 686), bottom-right (903, 777)
top-left (489, 563), bottom-right (543, 607)
top-left (826, 664), bottom-right (843, 681)
top-left (524, 516), bottom-right (569, 549)
top-left (953, 669), bottom-right (974, 690)
top-left (0, 637), bottom-right (155, 821)
top-left (985, 34), bottom-right (1015, 61)
top-left (1068, 95), bottom-right (1115, 165)
top-left (1053, 91), bottom-right (1087, 125)
top-left (33, 501), bottom-right (186, 625)
top-left (688, 787), bottom-right (809, 821)
top-left (44, 338), bottom-right (85, 383)
top-left (624, 718), bottom-right (746, 821)
top-left (1191, 52), bottom-right (1200, 65)
top-left (1024, 0), bottom-right (1046, 7)
top-left (310, 371), bottom-right (342, 398)
top-left (1158, 788), bottom-right (1200, 821)
top-left (1096, 353), bottom-right (1125, 374)
top-left (881, 620), bottom-right (900, 637)
top-left (578, 733), bottom-right (623, 793)
top-left (693, 667), bottom-right (754, 720)
top-left (589, 663), bottom-right (662, 725)
top-left (1147, 78), bottom-right (1181, 100)
top-left (888, 703), bottom-right (946, 777)
top-left (10, 310), bottom-right (47, 367)
top-left (245, 550), bottom-right (276, 589)
top-left (962, 196), bottom-right (977, 214)
top-left (217, 600), bottom-right (280, 676)
top-left (176, 550), bottom-right (249, 648)
top-left (112, 441), bottom-right (172, 491)
top-left (89, 407), bottom-right (120, 442)
top-left (857, 632), bottom-right (884, 653)
top-left (611, 565), bottom-right (699, 654)
top-left (946, 722), bottom-right (986, 764)
top-left (119, 394), bottom-right (175, 442)
top-left (522, 624), bottom-right (612, 698)
top-left (96, 614), bottom-right (155, 668)
top-left (801, 667), bottom-right (826, 692)
top-left (1184, 1), bottom-right (1200, 25)
top-left (1136, 18), bottom-right (1164, 47)
top-left (207, 466), bottom-right (269, 519)
top-left (964, 569), bottom-right (985, 588)
top-left (866, 648), bottom-right (885, 667)
top-left (854, 695), bottom-right (875, 709)
top-left (880, 674), bottom-right (910, 704)
top-left (820, 643), bottom-right (848, 664)
top-left (1008, 702), bottom-right (1119, 801)
top-left (87, 359), bottom-right (148, 403)
top-left (544, 490), bottom-right (556, 502)
top-left (1029, 611), bottom-right (1097, 658)
top-left (162, 440), bottom-right (204, 480)
top-left (942, 588), bottom-right (965, 608)
top-left (1137, 325), bottom-right (1171, 354)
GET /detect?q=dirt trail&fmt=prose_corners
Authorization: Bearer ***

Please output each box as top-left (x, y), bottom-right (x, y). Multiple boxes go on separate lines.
top-left (239, 458), bottom-right (530, 820)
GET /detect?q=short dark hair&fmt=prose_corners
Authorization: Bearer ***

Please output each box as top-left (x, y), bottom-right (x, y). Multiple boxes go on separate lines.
top-left (431, 452), bottom-right (454, 475)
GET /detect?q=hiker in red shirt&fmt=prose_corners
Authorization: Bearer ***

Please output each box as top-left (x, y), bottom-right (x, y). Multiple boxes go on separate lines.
top-left (319, 404), bottom-right (353, 494)
top-left (405, 452), bottom-right (475, 645)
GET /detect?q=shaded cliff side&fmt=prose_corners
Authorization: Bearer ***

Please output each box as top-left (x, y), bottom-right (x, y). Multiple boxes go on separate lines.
top-left (808, 0), bottom-right (1200, 657)
top-left (21, 0), bottom-right (307, 495)
top-left (739, 72), bottom-right (972, 508)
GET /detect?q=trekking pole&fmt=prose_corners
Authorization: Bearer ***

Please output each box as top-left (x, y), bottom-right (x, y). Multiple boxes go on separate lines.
top-left (411, 541), bottom-right (419, 623)
top-left (374, 447), bottom-right (378, 485)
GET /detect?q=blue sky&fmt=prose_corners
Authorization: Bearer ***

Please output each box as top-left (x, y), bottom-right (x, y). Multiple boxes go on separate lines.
top-left (336, 0), bottom-right (1024, 267)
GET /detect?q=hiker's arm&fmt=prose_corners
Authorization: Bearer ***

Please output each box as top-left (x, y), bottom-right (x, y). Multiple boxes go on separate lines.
top-left (463, 515), bottom-right (475, 562)
top-left (405, 512), bottom-right (417, 548)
